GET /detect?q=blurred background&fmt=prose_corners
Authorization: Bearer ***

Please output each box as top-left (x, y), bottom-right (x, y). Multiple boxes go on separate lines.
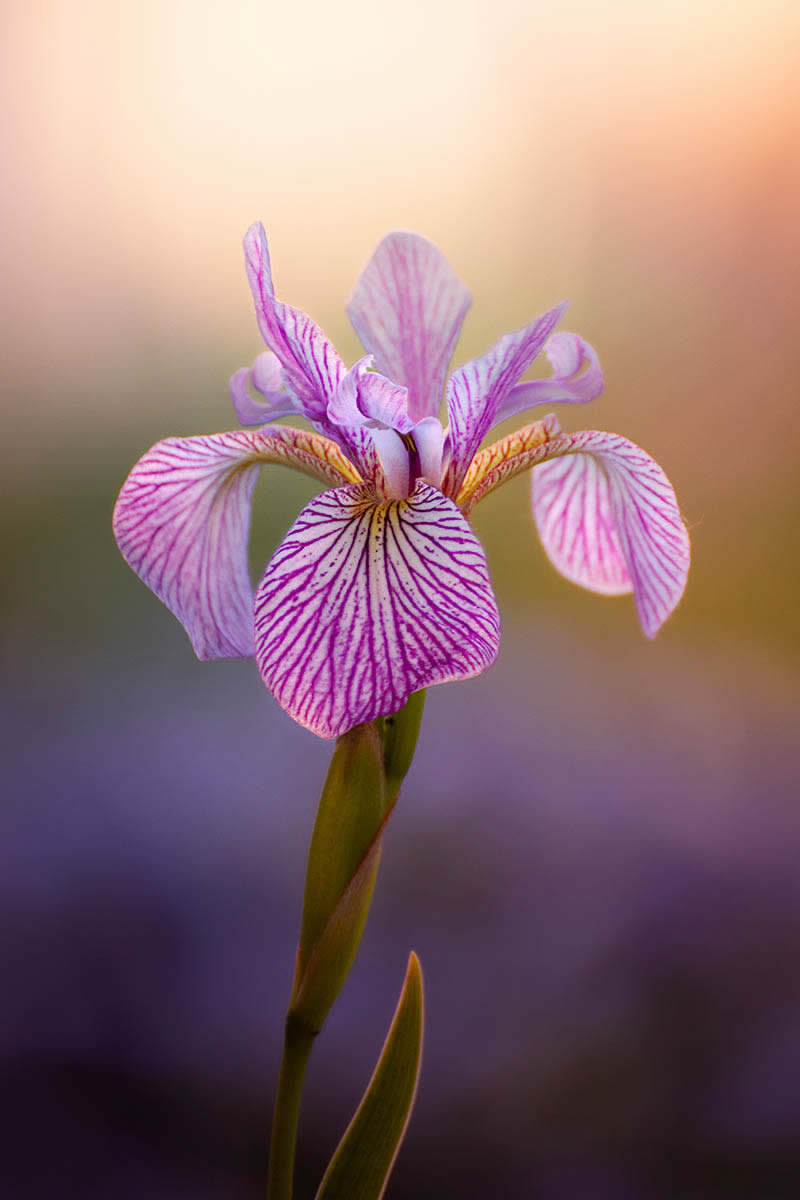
top-left (2, 0), bottom-right (799, 1195)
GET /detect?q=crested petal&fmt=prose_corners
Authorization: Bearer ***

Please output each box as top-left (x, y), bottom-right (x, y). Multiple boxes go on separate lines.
top-left (491, 332), bottom-right (603, 427)
top-left (531, 430), bottom-right (690, 636)
top-left (442, 303), bottom-right (566, 498)
top-left (112, 427), bottom-right (359, 660)
top-left (243, 222), bottom-right (346, 422)
top-left (254, 481), bottom-right (501, 738)
top-left (347, 233), bottom-right (472, 424)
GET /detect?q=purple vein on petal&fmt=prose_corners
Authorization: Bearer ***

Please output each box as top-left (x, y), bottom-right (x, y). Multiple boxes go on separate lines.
top-left (531, 430), bottom-right (690, 636)
top-left (112, 427), bottom-right (357, 661)
top-left (442, 303), bottom-right (566, 498)
top-left (254, 481), bottom-right (500, 737)
top-left (347, 232), bottom-right (472, 425)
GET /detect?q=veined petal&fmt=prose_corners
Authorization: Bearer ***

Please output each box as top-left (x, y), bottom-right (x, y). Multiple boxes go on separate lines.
top-left (456, 414), bottom-right (562, 513)
top-left (326, 359), bottom-right (371, 429)
top-left (442, 303), bottom-right (566, 498)
top-left (458, 422), bottom-right (689, 634)
top-left (531, 431), bottom-right (689, 635)
top-left (254, 481), bottom-right (501, 738)
top-left (357, 369), bottom-right (414, 432)
top-left (491, 333), bottom-right (603, 427)
top-left (243, 222), bottom-right (346, 421)
top-left (347, 233), bottom-right (472, 424)
top-left (113, 427), bottom-right (359, 660)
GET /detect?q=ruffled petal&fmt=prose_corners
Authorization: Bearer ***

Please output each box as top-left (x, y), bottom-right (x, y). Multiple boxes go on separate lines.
top-left (357, 369), bottom-right (414, 432)
top-left (243, 222), bottom-right (346, 422)
top-left (490, 333), bottom-right (603, 428)
top-left (347, 232), bottom-right (472, 424)
top-left (113, 427), bottom-right (359, 660)
top-left (254, 481), bottom-right (501, 738)
top-left (442, 303), bottom-right (566, 498)
top-left (531, 430), bottom-right (690, 636)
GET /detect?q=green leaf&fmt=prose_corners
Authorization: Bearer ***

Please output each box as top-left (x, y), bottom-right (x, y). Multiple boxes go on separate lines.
top-left (289, 722), bottom-right (387, 1033)
top-left (315, 952), bottom-right (425, 1200)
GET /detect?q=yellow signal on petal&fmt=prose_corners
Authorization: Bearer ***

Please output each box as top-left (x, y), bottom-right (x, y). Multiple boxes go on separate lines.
top-left (456, 414), bottom-right (561, 513)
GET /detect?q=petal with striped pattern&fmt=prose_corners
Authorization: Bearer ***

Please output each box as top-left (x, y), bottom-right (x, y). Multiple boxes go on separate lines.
top-left (347, 233), bottom-right (472, 424)
top-left (442, 303), bottom-right (566, 498)
top-left (531, 431), bottom-right (690, 636)
top-left (254, 481), bottom-right (501, 738)
top-left (492, 332), bottom-right (603, 427)
top-left (112, 426), bottom-right (358, 660)
top-left (244, 222), bottom-right (346, 422)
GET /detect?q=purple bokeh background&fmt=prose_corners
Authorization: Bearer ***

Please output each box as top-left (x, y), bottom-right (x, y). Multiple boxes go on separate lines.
top-left (3, 0), bottom-right (800, 1193)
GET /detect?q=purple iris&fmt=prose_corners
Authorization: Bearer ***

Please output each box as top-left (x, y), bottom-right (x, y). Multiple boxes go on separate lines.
top-left (113, 225), bottom-right (690, 738)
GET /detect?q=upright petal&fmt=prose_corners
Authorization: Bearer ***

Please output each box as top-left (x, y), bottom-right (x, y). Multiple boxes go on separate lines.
top-left (442, 303), bottom-right (566, 498)
top-left (243, 222), bottom-right (346, 421)
top-left (531, 430), bottom-right (690, 636)
top-left (254, 481), bottom-right (501, 738)
top-left (491, 332), bottom-right (603, 427)
top-left (113, 427), bottom-right (359, 660)
top-left (347, 233), bottom-right (472, 424)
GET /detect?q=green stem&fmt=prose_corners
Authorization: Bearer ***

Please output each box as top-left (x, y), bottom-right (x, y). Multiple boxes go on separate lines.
top-left (265, 693), bottom-right (427, 1199)
top-left (267, 1014), bottom-right (316, 1200)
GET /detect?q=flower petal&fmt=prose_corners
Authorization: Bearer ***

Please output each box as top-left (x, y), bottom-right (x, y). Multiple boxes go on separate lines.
top-left (229, 353), bottom-right (302, 426)
top-left (347, 233), bottom-right (472, 424)
top-left (254, 481), bottom-right (501, 738)
top-left (491, 332), bottom-right (603, 427)
top-left (442, 303), bottom-right (566, 498)
top-left (113, 427), bottom-right (359, 660)
top-left (327, 359), bottom-right (413, 435)
top-left (243, 222), bottom-right (346, 421)
top-left (531, 430), bottom-right (690, 636)
top-left (357, 369), bottom-right (414, 432)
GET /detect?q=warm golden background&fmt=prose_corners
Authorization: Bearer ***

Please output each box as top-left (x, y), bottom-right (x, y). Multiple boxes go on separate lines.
top-left (3, 1), bottom-right (799, 1196)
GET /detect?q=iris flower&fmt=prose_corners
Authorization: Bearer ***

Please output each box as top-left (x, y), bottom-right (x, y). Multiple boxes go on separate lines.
top-left (113, 225), bottom-right (689, 738)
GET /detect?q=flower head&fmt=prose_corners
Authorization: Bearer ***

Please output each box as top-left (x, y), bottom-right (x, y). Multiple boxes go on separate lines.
top-left (113, 225), bottom-right (689, 737)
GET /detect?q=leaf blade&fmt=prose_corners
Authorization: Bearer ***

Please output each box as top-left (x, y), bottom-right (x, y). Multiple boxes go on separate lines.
top-left (315, 952), bottom-right (425, 1200)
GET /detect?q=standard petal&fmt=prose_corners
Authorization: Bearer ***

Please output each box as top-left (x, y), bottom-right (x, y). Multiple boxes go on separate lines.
top-left (531, 430), bottom-right (690, 636)
top-left (347, 232), bottom-right (472, 424)
top-left (254, 481), bottom-right (501, 738)
top-left (442, 303), bottom-right (566, 498)
top-left (243, 222), bottom-right (346, 421)
top-left (490, 332), bottom-right (603, 427)
top-left (113, 427), bottom-right (359, 660)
